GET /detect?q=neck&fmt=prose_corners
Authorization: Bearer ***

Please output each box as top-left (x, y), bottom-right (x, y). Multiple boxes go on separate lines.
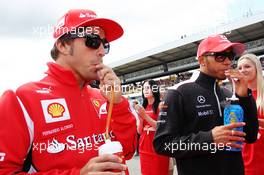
top-left (248, 79), bottom-right (257, 91)
top-left (147, 97), bottom-right (154, 105)
top-left (56, 58), bottom-right (86, 89)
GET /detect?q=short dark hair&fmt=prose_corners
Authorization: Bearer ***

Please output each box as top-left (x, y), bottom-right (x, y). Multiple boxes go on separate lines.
top-left (50, 34), bottom-right (74, 60)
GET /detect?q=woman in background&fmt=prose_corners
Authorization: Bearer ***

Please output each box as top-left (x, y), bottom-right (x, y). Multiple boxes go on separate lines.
top-left (237, 53), bottom-right (264, 175)
top-left (134, 80), bottom-right (169, 175)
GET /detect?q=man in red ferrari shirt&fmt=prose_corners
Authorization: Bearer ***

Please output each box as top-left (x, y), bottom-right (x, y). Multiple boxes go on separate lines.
top-left (0, 9), bottom-right (137, 174)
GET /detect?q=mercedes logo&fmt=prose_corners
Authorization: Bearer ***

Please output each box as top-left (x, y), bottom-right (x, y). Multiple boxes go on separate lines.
top-left (197, 96), bottom-right (206, 104)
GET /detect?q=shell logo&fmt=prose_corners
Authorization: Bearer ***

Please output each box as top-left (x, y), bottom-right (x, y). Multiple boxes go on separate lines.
top-left (93, 100), bottom-right (100, 108)
top-left (47, 103), bottom-right (65, 118)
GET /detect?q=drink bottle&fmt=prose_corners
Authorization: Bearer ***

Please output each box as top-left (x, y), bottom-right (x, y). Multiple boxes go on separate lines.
top-left (223, 77), bottom-right (244, 151)
top-left (98, 139), bottom-right (125, 174)
top-left (224, 102), bottom-right (244, 151)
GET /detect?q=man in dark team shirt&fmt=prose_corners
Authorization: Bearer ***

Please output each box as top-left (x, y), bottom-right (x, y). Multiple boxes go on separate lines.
top-left (154, 34), bottom-right (258, 175)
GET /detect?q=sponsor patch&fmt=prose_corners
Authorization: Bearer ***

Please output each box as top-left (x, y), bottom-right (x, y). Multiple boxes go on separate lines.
top-left (41, 98), bottom-right (70, 123)
top-left (197, 110), bottom-right (214, 117)
top-left (93, 100), bottom-right (100, 108)
top-left (0, 152), bottom-right (6, 161)
top-left (55, 16), bottom-right (65, 30)
top-left (91, 99), bottom-right (107, 118)
top-left (36, 87), bottom-right (52, 94)
top-left (197, 95), bottom-right (206, 104)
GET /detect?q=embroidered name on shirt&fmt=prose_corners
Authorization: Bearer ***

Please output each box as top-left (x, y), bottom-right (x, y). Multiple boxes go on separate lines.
top-left (42, 124), bottom-right (74, 136)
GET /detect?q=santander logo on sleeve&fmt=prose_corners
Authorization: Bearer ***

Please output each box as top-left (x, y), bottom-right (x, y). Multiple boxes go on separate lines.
top-left (41, 98), bottom-right (71, 123)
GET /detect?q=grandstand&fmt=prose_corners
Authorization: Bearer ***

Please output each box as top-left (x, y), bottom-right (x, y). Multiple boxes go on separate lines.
top-left (110, 12), bottom-right (264, 86)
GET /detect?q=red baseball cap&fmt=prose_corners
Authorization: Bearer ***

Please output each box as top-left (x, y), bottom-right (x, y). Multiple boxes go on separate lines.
top-left (53, 9), bottom-right (123, 42)
top-left (197, 34), bottom-right (245, 58)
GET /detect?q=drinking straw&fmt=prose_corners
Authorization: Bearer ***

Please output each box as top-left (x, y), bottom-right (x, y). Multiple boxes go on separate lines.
top-left (105, 87), bottom-right (115, 140)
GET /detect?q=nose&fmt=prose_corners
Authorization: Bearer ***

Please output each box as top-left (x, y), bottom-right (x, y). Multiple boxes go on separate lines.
top-left (223, 57), bottom-right (232, 66)
top-left (97, 42), bottom-right (106, 57)
top-left (239, 66), bottom-right (246, 73)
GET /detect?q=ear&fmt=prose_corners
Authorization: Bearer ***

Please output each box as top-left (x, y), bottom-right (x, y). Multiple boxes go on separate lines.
top-left (55, 40), bottom-right (72, 56)
top-left (198, 56), bottom-right (205, 66)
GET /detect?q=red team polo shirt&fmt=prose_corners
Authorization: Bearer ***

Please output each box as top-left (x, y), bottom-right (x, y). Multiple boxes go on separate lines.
top-left (242, 90), bottom-right (264, 175)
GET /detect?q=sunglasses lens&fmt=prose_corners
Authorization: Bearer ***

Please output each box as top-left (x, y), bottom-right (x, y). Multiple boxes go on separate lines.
top-left (102, 39), bottom-right (110, 54)
top-left (215, 52), bottom-right (234, 62)
top-left (85, 35), bottom-right (110, 54)
top-left (215, 56), bottom-right (226, 62)
top-left (85, 35), bottom-right (101, 49)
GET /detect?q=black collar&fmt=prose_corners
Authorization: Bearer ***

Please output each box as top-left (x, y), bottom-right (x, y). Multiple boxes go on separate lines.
top-left (196, 71), bottom-right (217, 90)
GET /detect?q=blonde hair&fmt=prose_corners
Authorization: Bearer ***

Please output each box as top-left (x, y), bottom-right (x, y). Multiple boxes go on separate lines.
top-left (238, 53), bottom-right (264, 114)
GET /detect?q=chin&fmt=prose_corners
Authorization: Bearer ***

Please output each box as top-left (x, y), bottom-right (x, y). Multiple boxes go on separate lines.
top-left (217, 75), bottom-right (226, 80)
top-left (85, 75), bottom-right (99, 82)
top-left (144, 94), bottom-right (151, 98)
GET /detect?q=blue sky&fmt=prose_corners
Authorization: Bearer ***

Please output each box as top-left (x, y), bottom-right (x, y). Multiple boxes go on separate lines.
top-left (0, 0), bottom-right (263, 94)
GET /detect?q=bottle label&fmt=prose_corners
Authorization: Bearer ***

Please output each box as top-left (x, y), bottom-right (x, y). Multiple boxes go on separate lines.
top-left (224, 104), bottom-right (244, 151)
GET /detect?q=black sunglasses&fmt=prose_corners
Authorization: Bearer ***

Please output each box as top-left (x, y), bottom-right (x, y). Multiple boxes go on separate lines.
top-left (67, 33), bottom-right (110, 54)
top-left (203, 51), bottom-right (235, 62)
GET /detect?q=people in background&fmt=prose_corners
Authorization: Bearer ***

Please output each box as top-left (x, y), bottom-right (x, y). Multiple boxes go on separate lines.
top-left (134, 79), bottom-right (169, 175)
top-left (238, 53), bottom-right (264, 175)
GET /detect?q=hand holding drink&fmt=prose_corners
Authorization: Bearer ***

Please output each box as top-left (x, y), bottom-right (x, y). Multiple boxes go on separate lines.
top-left (224, 68), bottom-right (248, 97)
top-left (224, 73), bottom-right (244, 151)
top-left (98, 139), bottom-right (126, 174)
top-left (98, 87), bottom-right (127, 174)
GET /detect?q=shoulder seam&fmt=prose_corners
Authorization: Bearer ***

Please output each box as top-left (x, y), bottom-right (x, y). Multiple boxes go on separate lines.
top-left (169, 79), bottom-right (196, 90)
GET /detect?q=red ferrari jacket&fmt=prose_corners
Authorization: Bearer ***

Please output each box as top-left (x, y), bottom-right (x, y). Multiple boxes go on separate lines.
top-left (0, 62), bottom-right (137, 174)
